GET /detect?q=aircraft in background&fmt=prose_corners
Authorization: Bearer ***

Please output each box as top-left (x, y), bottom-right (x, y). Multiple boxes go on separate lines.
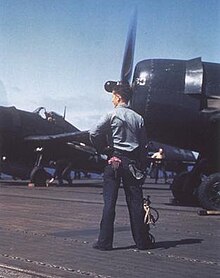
top-left (0, 104), bottom-right (197, 185)
top-left (0, 13), bottom-right (219, 210)
top-left (0, 106), bottom-right (105, 184)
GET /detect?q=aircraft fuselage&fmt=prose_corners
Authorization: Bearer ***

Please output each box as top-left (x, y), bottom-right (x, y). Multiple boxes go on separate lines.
top-left (131, 58), bottom-right (220, 167)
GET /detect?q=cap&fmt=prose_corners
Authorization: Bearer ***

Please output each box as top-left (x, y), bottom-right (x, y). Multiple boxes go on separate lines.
top-left (104, 80), bottom-right (132, 101)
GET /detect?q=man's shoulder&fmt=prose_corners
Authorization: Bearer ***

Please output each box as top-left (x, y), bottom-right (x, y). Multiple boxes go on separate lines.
top-left (118, 105), bottom-right (143, 117)
top-left (127, 107), bottom-right (144, 121)
top-left (115, 105), bottom-right (144, 126)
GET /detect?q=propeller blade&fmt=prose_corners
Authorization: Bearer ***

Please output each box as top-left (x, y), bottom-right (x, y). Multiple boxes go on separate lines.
top-left (120, 10), bottom-right (137, 84)
top-left (63, 106), bottom-right (67, 119)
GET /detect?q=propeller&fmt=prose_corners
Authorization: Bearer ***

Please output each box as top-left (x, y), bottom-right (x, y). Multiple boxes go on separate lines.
top-left (120, 9), bottom-right (137, 84)
top-left (63, 106), bottom-right (67, 119)
top-left (104, 10), bottom-right (137, 92)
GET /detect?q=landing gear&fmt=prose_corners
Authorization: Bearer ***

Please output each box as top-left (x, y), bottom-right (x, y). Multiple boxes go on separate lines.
top-left (171, 163), bottom-right (220, 210)
top-left (30, 147), bottom-right (51, 186)
top-left (30, 166), bottom-right (51, 187)
top-left (170, 171), bottom-right (200, 204)
top-left (197, 173), bottom-right (220, 210)
top-left (170, 154), bottom-right (220, 210)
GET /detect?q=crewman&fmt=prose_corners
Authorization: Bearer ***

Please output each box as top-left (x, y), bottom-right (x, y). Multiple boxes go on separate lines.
top-left (150, 148), bottom-right (168, 184)
top-left (89, 81), bottom-right (153, 251)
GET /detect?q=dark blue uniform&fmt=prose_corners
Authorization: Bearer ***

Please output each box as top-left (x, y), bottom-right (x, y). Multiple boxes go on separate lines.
top-left (90, 104), bottom-right (151, 250)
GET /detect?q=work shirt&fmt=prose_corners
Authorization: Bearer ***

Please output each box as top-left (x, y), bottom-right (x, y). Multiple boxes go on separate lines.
top-left (90, 103), bottom-right (147, 166)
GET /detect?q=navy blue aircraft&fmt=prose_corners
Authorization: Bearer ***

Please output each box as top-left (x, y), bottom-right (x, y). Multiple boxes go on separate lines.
top-left (131, 57), bottom-right (220, 210)
top-left (0, 15), bottom-right (219, 210)
top-left (0, 106), bottom-right (106, 183)
top-left (102, 15), bottom-right (220, 210)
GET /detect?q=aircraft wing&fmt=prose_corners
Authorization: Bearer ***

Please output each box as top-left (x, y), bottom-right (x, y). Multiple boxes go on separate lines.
top-left (24, 130), bottom-right (107, 173)
top-left (24, 130), bottom-right (92, 146)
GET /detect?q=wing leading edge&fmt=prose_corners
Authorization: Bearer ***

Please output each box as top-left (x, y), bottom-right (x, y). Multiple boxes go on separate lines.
top-left (24, 130), bottom-right (91, 145)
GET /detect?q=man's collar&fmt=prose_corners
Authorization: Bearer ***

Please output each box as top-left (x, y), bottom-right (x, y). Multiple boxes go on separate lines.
top-left (116, 103), bottom-right (129, 108)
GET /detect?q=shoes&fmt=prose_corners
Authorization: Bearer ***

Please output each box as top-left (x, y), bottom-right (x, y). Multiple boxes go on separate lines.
top-left (92, 241), bottom-right (113, 251)
top-left (136, 245), bottom-right (149, 250)
top-left (136, 242), bottom-right (154, 250)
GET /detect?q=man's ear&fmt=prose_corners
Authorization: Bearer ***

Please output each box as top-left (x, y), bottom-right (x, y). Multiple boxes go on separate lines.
top-left (115, 93), bottom-right (122, 101)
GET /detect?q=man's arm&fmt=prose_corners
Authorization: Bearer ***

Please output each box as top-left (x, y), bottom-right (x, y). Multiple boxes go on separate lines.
top-left (89, 113), bottom-right (111, 153)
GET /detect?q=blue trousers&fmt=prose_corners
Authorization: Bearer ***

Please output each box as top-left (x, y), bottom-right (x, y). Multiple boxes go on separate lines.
top-left (97, 158), bottom-right (150, 249)
top-left (154, 163), bottom-right (167, 183)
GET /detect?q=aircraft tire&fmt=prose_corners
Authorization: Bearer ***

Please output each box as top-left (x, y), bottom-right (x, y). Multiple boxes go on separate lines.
top-left (197, 172), bottom-right (220, 210)
top-left (30, 166), bottom-right (51, 187)
top-left (170, 171), bottom-right (199, 204)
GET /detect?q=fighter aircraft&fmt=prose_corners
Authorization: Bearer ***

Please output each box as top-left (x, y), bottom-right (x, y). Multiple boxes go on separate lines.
top-left (0, 106), bottom-right (106, 184)
top-left (132, 58), bottom-right (219, 208)
top-left (130, 55), bottom-right (220, 209)
top-left (0, 14), bottom-right (219, 210)
top-left (98, 14), bottom-right (220, 210)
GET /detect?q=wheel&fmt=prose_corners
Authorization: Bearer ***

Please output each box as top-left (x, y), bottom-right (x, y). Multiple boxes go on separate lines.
top-left (197, 173), bottom-right (220, 210)
top-left (170, 171), bottom-right (200, 204)
top-left (30, 166), bottom-right (51, 186)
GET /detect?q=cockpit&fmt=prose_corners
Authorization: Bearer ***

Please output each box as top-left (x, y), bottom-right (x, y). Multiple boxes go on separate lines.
top-left (34, 107), bottom-right (59, 122)
top-left (33, 107), bottom-right (77, 132)
top-left (33, 107), bottom-right (48, 119)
